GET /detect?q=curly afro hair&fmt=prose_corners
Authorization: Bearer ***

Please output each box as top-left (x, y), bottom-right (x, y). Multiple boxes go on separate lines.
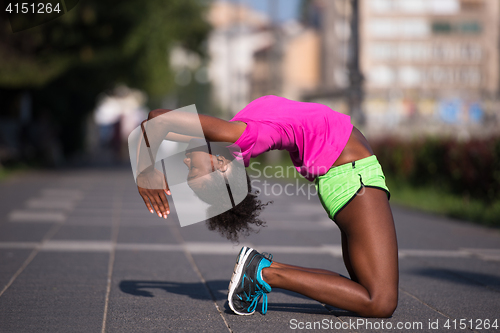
top-left (190, 169), bottom-right (271, 242)
top-left (186, 141), bottom-right (271, 242)
top-left (205, 176), bottom-right (271, 242)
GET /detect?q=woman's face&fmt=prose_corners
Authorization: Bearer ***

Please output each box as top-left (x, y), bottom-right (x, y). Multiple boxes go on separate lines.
top-left (184, 149), bottom-right (215, 182)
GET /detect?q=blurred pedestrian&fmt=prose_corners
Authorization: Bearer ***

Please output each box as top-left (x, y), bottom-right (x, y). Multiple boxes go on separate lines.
top-left (94, 85), bottom-right (148, 162)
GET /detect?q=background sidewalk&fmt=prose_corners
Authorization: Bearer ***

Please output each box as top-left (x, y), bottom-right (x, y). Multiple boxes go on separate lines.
top-left (0, 168), bottom-right (499, 332)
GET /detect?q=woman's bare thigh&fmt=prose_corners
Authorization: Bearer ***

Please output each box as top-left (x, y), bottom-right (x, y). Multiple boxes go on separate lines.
top-left (335, 187), bottom-right (399, 301)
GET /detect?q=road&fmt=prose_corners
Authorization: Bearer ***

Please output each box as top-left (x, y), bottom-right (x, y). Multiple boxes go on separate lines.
top-left (0, 168), bottom-right (499, 332)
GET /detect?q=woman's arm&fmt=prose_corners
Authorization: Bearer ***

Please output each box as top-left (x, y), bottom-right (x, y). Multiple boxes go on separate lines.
top-left (137, 108), bottom-right (245, 176)
top-left (148, 109), bottom-right (246, 144)
top-left (134, 119), bottom-right (170, 219)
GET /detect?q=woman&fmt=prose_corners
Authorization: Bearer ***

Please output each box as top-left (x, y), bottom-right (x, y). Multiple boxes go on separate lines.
top-left (136, 95), bottom-right (399, 318)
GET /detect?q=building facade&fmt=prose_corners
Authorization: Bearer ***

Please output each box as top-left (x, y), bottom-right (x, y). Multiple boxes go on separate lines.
top-left (207, 1), bottom-right (321, 115)
top-left (359, 0), bottom-right (500, 135)
top-left (207, 1), bottom-right (273, 116)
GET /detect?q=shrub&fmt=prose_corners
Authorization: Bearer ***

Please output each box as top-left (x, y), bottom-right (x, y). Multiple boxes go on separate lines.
top-left (372, 137), bottom-right (500, 204)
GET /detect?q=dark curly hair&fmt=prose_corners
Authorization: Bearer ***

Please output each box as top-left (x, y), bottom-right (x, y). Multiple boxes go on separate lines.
top-left (205, 175), bottom-right (271, 242)
top-left (187, 147), bottom-right (271, 242)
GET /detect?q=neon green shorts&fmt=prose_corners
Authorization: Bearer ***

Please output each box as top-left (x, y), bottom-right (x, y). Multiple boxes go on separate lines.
top-left (315, 155), bottom-right (390, 221)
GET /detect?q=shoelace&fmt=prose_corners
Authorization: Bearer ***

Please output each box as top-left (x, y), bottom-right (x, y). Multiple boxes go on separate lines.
top-left (262, 252), bottom-right (273, 261)
top-left (247, 284), bottom-right (268, 314)
top-left (246, 252), bottom-right (273, 314)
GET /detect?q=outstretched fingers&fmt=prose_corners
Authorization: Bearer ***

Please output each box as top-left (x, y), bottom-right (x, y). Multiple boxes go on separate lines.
top-left (139, 188), bottom-right (170, 219)
top-left (141, 193), bottom-right (155, 214)
top-left (158, 189), bottom-right (170, 216)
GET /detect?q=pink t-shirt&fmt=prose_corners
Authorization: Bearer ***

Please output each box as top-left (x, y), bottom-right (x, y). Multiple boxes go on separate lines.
top-left (229, 95), bottom-right (353, 181)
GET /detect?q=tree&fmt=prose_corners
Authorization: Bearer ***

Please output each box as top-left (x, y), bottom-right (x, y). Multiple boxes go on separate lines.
top-left (0, 0), bottom-right (211, 156)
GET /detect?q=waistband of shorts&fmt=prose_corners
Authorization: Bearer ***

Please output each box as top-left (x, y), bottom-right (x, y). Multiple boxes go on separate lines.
top-left (318, 155), bottom-right (379, 179)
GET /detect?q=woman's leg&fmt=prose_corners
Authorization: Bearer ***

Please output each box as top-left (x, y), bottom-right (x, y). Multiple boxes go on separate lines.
top-left (341, 230), bottom-right (359, 282)
top-left (270, 233), bottom-right (354, 279)
top-left (269, 262), bottom-right (341, 276)
top-left (261, 188), bottom-right (399, 317)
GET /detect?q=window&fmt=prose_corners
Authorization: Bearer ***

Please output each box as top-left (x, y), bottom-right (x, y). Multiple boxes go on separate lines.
top-left (369, 66), bottom-right (395, 86)
top-left (398, 66), bottom-right (422, 86)
top-left (399, 43), bottom-right (428, 61)
top-left (401, 20), bottom-right (429, 37)
top-left (432, 22), bottom-right (453, 34)
top-left (370, 0), bottom-right (461, 14)
top-left (460, 22), bottom-right (481, 33)
top-left (370, 42), bottom-right (396, 60)
top-left (399, 0), bottom-right (426, 13)
top-left (371, 0), bottom-right (393, 13)
top-left (425, 67), bottom-right (481, 86)
top-left (430, 0), bottom-right (460, 14)
top-left (369, 19), bottom-right (429, 38)
top-left (431, 21), bottom-right (482, 35)
top-left (370, 20), bottom-right (397, 38)
top-left (459, 43), bottom-right (482, 61)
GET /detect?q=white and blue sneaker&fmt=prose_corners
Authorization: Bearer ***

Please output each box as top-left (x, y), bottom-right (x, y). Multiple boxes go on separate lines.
top-left (228, 247), bottom-right (273, 315)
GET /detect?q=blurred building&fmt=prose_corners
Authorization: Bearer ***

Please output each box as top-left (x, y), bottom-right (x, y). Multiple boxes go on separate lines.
top-left (359, 0), bottom-right (500, 135)
top-left (302, 0), bottom-right (500, 137)
top-left (281, 23), bottom-right (322, 100)
top-left (362, 0), bottom-right (498, 96)
top-left (207, 1), bottom-right (273, 115)
top-left (207, 0), bottom-right (500, 137)
top-left (251, 21), bottom-right (321, 102)
top-left (207, 1), bottom-right (321, 115)
top-left (318, 0), bottom-right (352, 93)
top-left (301, 0), bottom-right (353, 115)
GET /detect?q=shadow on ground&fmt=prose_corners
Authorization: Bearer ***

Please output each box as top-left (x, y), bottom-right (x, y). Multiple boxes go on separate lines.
top-left (119, 280), bottom-right (222, 299)
top-left (120, 280), bottom-right (315, 299)
top-left (120, 279), bottom-right (338, 315)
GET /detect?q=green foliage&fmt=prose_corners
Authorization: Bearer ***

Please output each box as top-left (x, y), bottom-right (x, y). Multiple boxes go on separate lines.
top-left (386, 178), bottom-right (500, 227)
top-left (0, 162), bottom-right (31, 182)
top-left (0, 0), bottom-right (210, 97)
top-left (0, 0), bottom-right (210, 155)
top-left (373, 137), bottom-right (500, 205)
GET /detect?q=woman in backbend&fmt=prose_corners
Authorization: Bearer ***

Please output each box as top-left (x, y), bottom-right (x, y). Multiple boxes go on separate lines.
top-left (136, 95), bottom-right (398, 318)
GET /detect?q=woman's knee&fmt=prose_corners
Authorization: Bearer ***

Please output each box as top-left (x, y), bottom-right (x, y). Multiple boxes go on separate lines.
top-left (362, 293), bottom-right (398, 318)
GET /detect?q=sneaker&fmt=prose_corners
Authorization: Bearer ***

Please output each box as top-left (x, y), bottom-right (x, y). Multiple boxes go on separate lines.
top-left (228, 246), bottom-right (273, 315)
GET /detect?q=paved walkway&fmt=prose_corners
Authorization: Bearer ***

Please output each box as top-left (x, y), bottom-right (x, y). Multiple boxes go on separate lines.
top-left (0, 168), bottom-right (499, 332)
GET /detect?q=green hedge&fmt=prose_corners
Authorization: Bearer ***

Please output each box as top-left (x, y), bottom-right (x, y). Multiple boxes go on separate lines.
top-left (372, 137), bottom-right (500, 204)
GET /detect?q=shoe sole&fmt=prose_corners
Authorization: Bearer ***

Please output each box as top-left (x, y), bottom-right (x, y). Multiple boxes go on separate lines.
top-left (227, 246), bottom-right (247, 295)
top-left (227, 246), bottom-right (256, 315)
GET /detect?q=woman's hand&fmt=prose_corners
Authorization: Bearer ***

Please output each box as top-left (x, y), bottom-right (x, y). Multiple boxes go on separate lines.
top-left (136, 167), bottom-right (171, 219)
